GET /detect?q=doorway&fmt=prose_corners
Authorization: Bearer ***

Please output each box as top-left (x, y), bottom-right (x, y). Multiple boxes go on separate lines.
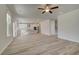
top-left (18, 23), bottom-right (40, 36)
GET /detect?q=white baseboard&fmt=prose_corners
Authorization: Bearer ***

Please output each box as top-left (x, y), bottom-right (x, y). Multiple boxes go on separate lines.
top-left (58, 35), bottom-right (79, 43)
top-left (0, 38), bottom-right (13, 54)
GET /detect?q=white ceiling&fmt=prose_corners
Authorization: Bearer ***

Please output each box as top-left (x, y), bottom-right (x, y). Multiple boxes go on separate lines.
top-left (8, 4), bottom-right (79, 20)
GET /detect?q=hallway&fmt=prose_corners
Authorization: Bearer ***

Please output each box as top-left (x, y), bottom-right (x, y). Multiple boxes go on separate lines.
top-left (2, 34), bottom-right (79, 55)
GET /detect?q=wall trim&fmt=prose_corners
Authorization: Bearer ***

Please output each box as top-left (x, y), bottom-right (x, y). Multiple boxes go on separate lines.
top-left (0, 38), bottom-right (13, 54)
top-left (58, 36), bottom-right (79, 43)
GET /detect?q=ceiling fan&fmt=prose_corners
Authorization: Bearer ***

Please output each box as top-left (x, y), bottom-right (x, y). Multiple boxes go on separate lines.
top-left (38, 4), bottom-right (59, 14)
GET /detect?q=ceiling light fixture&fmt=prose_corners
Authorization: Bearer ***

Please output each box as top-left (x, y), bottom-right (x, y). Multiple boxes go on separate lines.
top-left (38, 4), bottom-right (59, 14)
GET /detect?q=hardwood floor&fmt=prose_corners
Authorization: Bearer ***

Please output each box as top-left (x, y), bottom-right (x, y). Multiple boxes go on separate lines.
top-left (2, 34), bottom-right (79, 55)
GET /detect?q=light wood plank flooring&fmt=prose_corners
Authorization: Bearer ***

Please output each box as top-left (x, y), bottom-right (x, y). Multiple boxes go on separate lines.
top-left (2, 34), bottom-right (79, 55)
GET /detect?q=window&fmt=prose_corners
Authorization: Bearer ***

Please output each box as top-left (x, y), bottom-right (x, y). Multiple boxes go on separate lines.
top-left (6, 13), bottom-right (11, 37)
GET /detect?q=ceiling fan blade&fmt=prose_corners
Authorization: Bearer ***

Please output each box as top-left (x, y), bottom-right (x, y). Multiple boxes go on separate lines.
top-left (38, 8), bottom-right (44, 10)
top-left (49, 11), bottom-right (52, 14)
top-left (42, 11), bottom-right (46, 14)
top-left (50, 6), bottom-right (59, 9)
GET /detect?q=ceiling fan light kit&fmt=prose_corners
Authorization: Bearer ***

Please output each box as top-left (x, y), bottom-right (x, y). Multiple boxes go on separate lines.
top-left (38, 4), bottom-right (59, 14)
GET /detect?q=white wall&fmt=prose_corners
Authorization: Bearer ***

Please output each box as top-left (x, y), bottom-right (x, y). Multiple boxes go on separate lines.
top-left (16, 17), bottom-right (41, 23)
top-left (50, 20), bottom-right (56, 35)
top-left (0, 5), bottom-right (13, 54)
top-left (58, 9), bottom-right (79, 42)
